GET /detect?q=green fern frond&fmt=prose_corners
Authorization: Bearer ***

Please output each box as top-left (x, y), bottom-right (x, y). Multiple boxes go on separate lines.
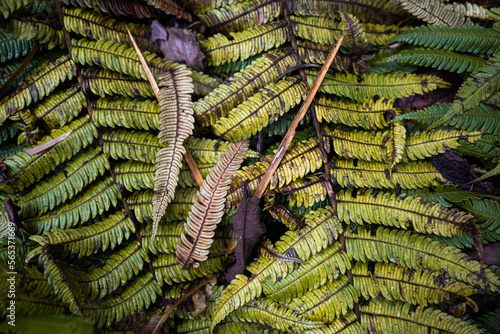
top-left (353, 262), bottom-right (478, 307)
top-left (461, 198), bottom-right (500, 233)
top-left (140, 222), bottom-right (185, 254)
top-left (330, 159), bottom-right (449, 189)
top-left (0, 116), bottom-right (97, 192)
top-left (262, 242), bottom-right (350, 304)
top-left (23, 177), bottom-right (121, 233)
top-left (390, 25), bottom-right (500, 55)
top-left (211, 207), bottom-right (344, 329)
top-left (114, 161), bottom-right (155, 192)
top-left (15, 147), bottom-right (109, 218)
top-left (178, 319), bottom-right (211, 333)
top-left (267, 204), bottom-right (305, 230)
top-left (145, 0), bottom-right (192, 20)
top-left (345, 226), bottom-right (500, 290)
top-left (185, 136), bottom-right (258, 164)
top-left (0, 55), bottom-right (76, 125)
top-left (178, 162), bottom-right (214, 188)
top-left (339, 12), bottom-right (370, 54)
top-left (91, 97), bottom-right (159, 130)
top-left (0, 29), bottom-right (37, 62)
top-left (102, 129), bottom-right (164, 164)
top-left (11, 17), bottom-right (65, 49)
top-left (297, 40), bottom-right (357, 73)
top-left (0, 293), bottom-right (65, 317)
top-left (360, 300), bottom-right (481, 333)
top-left (433, 53), bottom-right (500, 127)
top-left (198, 0), bottom-right (282, 33)
top-left (63, 7), bottom-right (159, 52)
top-left (310, 70), bottom-right (451, 101)
top-left (314, 96), bottom-right (392, 130)
top-left (61, 0), bottom-right (164, 19)
top-left (194, 48), bottom-right (299, 127)
top-left (76, 241), bottom-right (149, 300)
top-left (30, 209), bottom-right (135, 258)
top-left (278, 175), bottom-right (327, 208)
top-left (184, 0), bottom-right (238, 14)
top-left (456, 133), bottom-right (500, 163)
top-left (30, 86), bottom-right (86, 129)
top-left (200, 21), bottom-right (289, 66)
top-left (212, 76), bottom-right (307, 141)
top-left (83, 271), bottom-right (162, 327)
top-left (475, 308), bottom-right (500, 334)
top-left (0, 265), bottom-right (53, 298)
top-left (0, 120), bottom-right (18, 144)
top-left (81, 68), bottom-right (155, 98)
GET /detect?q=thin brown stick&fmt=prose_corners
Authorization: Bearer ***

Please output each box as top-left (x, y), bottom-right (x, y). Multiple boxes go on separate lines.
top-left (126, 27), bottom-right (204, 186)
top-left (0, 41), bottom-right (39, 94)
top-left (254, 36), bottom-right (343, 199)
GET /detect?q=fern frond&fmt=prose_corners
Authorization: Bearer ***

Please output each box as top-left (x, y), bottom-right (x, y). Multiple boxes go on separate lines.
top-left (11, 17), bottom-right (65, 49)
top-left (345, 226), bottom-right (500, 290)
top-left (0, 265), bottom-right (53, 298)
top-left (198, 0), bottom-right (282, 33)
top-left (353, 262), bottom-right (478, 307)
top-left (0, 29), bottom-right (37, 62)
top-left (230, 297), bottom-right (326, 332)
top-left (211, 207), bottom-right (344, 329)
top-left (461, 198), bottom-right (500, 233)
top-left (212, 76), bottom-right (307, 142)
top-left (83, 271), bottom-right (162, 327)
top-left (91, 97), bottom-right (159, 130)
top-left (390, 25), bottom-right (500, 55)
top-left (23, 177), bottom-right (121, 234)
top-left (145, 0), bottom-right (192, 20)
top-left (339, 12), bottom-right (370, 54)
top-left (0, 293), bottom-right (65, 317)
top-left (178, 162), bottom-right (214, 188)
top-left (435, 53), bottom-right (500, 126)
top-left (200, 21), bottom-right (289, 66)
top-left (37, 252), bottom-right (85, 317)
top-left (63, 7), bottom-right (159, 52)
top-left (330, 159), bottom-right (448, 189)
top-left (81, 68), bottom-right (155, 98)
top-left (185, 136), bottom-right (258, 164)
top-left (456, 133), bottom-right (500, 163)
top-left (102, 129), bottom-right (164, 164)
top-left (61, 0), bottom-right (164, 18)
top-left (279, 175), bottom-right (328, 208)
top-left (324, 126), bottom-right (387, 162)
top-left (15, 147), bottom-right (109, 218)
top-left (0, 116), bottom-right (97, 192)
top-left (0, 55), bottom-right (76, 125)
top-left (176, 140), bottom-right (248, 268)
top-left (184, 0), bottom-right (237, 14)
top-left (152, 68), bottom-right (194, 238)
top-left (387, 120), bottom-right (406, 168)
top-left (337, 188), bottom-right (473, 237)
top-left (387, 48), bottom-right (487, 74)
top-left (194, 48), bottom-right (299, 127)
top-left (297, 40), bottom-right (357, 73)
top-left (314, 96), bottom-right (392, 130)
top-left (267, 204), bottom-right (305, 230)
top-left (310, 70), bottom-right (451, 101)
top-left (114, 161), bottom-right (155, 192)
top-left (360, 300), bottom-right (481, 334)
top-left (30, 210), bottom-right (135, 258)
top-left (226, 137), bottom-right (325, 210)
top-left (76, 241), bottom-right (149, 300)
top-left (30, 86), bottom-right (86, 129)
top-left (140, 222), bottom-right (185, 254)
top-left (262, 242), bottom-right (350, 304)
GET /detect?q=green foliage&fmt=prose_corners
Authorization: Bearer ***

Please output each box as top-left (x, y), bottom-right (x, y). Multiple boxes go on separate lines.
top-left (11, 17), bottom-right (65, 49)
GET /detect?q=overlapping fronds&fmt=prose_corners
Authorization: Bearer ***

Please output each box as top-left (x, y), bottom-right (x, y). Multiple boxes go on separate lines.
top-left (0, 116), bottom-right (97, 192)
top-left (91, 97), bottom-right (159, 130)
top-left (83, 272), bottom-right (162, 327)
top-left (178, 162), bottom-right (214, 188)
top-left (198, 0), bottom-right (282, 33)
top-left (461, 198), bottom-right (500, 233)
top-left (339, 12), bottom-right (370, 54)
top-left (194, 48), bottom-right (299, 126)
top-left (230, 297), bottom-right (326, 332)
top-left (211, 207), bottom-right (345, 329)
top-left (140, 222), bottom-right (185, 254)
top-left (330, 158), bottom-right (449, 189)
top-left (61, 0), bottom-right (164, 18)
top-left (345, 226), bottom-right (500, 290)
top-left (456, 133), bottom-right (500, 163)
top-left (337, 188), bottom-right (473, 237)
top-left (290, 0), bottom-right (408, 24)
top-left (360, 300), bottom-right (481, 334)
top-left (0, 55), bottom-right (76, 125)
top-left (309, 70), bottom-right (451, 101)
top-left (0, 293), bottom-right (65, 317)
top-left (80, 68), bottom-right (155, 98)
top-left (297, 40), bottom-right (356, 73)
top-left (11, 17), bottom-right (65, 49)
top-left (200, 21), bottom-right (289, 66)
top-left (262, 243), bottom-right (351, 304)
top-left (185, 136), bottom-right (258, 164)
top-left (352, 262), bottom-right (478, 307)
top-left (29, 86), bottom-right (86, 129)
top-left (385, 48), bottom-right (486, 74)
top-left (434, 53), bottom-right (500, 126)
top-left (184, 0), bottom-right (237, 14)
top-left (212, 76), bottom-right (307, 141)
top-left (76, 241), bottom-right (149, 300)
top-left (176, 140), bottom-right (249, 268)
top-left (37, 252), bottom-right (85, 317)
top-left (314, 96), bottom-right (391, 130)
top-left (390, 25), bottom-right (500, 55)
top-left (63, 7), bottom-right (159, 52)
top-left (289, 276), bottom-right (358, 322)
top-left (152, 69), bottom-right (194, 239)
top-left (145, 0), bottom-right (192, 20)
top-left (268, 204), bottom-right (305, 230)
top-left (0, 29), bottom-right (36, 62)
top-left (102, 129), bottom-right (164, 164)
top-left (30, 210), bottom-right (135, 258)
top-left (278, 175), bottom-right (327, 208)
top-left (15, 147), bottom-right (109, 218)
top-left (23, 177), bottom-right (121, 233)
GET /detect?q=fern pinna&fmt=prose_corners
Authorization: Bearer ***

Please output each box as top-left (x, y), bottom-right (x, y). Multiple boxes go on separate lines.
top-left (0, 0), bottom-right (499, 333)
